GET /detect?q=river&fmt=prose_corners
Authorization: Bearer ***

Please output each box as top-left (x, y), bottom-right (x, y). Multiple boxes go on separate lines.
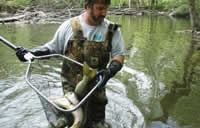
top-left (0, 15), bottom-right (200, 128)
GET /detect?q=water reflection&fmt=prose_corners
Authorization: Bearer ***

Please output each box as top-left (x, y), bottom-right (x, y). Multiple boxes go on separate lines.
top-left (162, 35), bottom-right (200, 127)
top-left (110, 16), bottom-right (199, 128)
top-left (0, 15), bottom-right (199, 128)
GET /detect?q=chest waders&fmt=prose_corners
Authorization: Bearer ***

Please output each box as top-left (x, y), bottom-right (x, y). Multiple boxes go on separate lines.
top-left (61, 17), bottom-right (119, 127)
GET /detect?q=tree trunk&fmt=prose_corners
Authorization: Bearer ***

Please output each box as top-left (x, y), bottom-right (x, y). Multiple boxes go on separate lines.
top-left (129, 0), bottom-right (133, 8)
top-left (188, 0), bottom-right (200, 31)
top-left (0, 15), bottom-right (25, 23)
top-left (150, 0), bottom-right (155, 10)
top-left (136, 0), bottom-right (140, 8)
top-left (140, 0), bottom-right (145, 7)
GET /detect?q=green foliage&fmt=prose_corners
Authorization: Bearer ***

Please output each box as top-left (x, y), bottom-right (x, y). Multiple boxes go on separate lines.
top-left (0, 0), bottom-right (5, 4)
top-left (7, 0), bottom-right (31, 7)
top-left (0, 0), bottom-right (200, 13)
top-left (31, 0), bottom-right (83, 9)
top-left (110, 0), bottom-right (129, 7)
top-left (15, 0), bottom-right (31, 6)
top-left (195, 0), bottom-right (200, 13)
top-left (0, 0), bottom-right (31, 10)
top-left (174, 4), bottom-right (189, 15)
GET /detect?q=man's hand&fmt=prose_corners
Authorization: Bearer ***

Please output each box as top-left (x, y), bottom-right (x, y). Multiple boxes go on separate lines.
top-left (95, 69), bottom-right (110, 88)
top-left (16, 47), bottom-right (35, 62)
top-left (16, 46), bottom-right (51, 62)
top-left (95, 60), bottom-right (122, 88)
top-left (16, 47), bottom-right (29, 62)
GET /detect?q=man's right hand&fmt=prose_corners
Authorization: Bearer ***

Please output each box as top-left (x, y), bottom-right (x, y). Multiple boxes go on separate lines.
top-left (16, 46), bottom-right (51, 62)
top-left (16, 47), bottom-right (29, 62)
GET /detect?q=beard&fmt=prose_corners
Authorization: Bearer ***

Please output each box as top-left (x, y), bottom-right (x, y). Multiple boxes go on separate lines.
top-left (91, 10), bottom-right (105, 25)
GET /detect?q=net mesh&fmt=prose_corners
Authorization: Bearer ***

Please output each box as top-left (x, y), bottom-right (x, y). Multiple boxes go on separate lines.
top-left (27, 56), bottom-right (80, 127)
top-left (29, 57), bottom-right (64, 97)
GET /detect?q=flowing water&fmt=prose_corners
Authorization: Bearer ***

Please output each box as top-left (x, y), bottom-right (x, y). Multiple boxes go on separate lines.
top-left (0, 15), bottom-right (200, 128)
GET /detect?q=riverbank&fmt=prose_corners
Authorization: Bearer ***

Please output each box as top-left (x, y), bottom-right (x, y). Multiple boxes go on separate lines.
top-left (0, 7), bottom-right (167, 24)
top-left (1, 7), bottom-right (200, 39)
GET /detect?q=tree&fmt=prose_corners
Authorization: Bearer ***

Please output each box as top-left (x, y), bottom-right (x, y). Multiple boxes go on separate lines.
top-left (129, 0), bottom-right (133, 8)
top-left (188, 0), bottom-right (200, 31)
top-left (150, 0), bottom-right (155, 9)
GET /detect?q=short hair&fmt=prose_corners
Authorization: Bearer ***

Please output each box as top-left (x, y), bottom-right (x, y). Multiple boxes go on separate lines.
top-left (85, 0), bottom-right (111, 9)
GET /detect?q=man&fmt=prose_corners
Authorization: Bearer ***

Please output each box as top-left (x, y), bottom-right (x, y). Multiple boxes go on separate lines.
top-left (16, 0), bottom-right (126, 127)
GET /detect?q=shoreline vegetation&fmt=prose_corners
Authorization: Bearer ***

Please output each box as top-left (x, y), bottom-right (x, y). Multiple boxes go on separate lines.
top-left (0, 7), bottom-right (170, 24)
top-left (0, 0), bottom-right (193, 24)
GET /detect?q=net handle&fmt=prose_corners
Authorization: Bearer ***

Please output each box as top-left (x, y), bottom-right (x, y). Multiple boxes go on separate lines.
top-left (25, 54), bottom-right (102, 113)
top-left (0, 36), bottom-right (18, 51)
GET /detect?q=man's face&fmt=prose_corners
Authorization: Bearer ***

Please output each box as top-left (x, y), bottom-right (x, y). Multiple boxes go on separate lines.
top-left (89, 3), bottom-right (108, 25)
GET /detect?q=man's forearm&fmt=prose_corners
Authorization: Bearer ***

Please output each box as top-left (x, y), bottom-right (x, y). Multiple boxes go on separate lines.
top-left (30, 45), bottom-right (51, 56)
top-left (112, 56), bottom-right (124, 65)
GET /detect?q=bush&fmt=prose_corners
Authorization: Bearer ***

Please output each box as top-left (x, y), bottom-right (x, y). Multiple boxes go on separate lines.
top-left (111, 0), bottom-right (129, 8)
top-left (15, 0), bottom-right (31, 7)
top-left (1, 0), bottom-right (31, 10)
top-left (171, 4), bottom-right (190, 17)
top-left (175, 4), bottom-right (189, 14)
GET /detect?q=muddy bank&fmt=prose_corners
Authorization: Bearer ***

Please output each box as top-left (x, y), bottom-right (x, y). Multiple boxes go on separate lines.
top-left (0, 8), bottom-right (83, 24)
top-left (0, 7), bottom-right (167, 24)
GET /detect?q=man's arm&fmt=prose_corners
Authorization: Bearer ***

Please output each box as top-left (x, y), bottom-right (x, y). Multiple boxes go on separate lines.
top-left (112, 56), bottom-right (124, 65)
top-left (95, 22), bottom-right (126, 87)
top-left (16, 20), bottom-right (72, 62)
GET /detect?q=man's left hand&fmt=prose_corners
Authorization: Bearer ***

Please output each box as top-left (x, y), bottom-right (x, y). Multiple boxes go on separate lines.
top-left (95, 60), bottom-right (123, 88)
top-left (95, 69), bottom-right (110, 88)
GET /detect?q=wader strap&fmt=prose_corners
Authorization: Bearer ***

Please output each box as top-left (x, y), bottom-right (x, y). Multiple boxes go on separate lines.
top-left (106, 23), bottom-right (121, 52)
top-left (70, 17), bottom-right (84, 40)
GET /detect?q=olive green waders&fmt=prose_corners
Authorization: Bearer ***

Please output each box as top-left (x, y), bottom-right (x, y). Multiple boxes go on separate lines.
top-left (61, 17), bottom-right (117, 127)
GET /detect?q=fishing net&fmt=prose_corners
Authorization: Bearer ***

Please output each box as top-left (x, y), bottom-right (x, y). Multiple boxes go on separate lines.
top-left (25, 54), bottom-right (102, 128)
top-left (0, 37), bottom-right (102, 128)
top-left (26, 55), bottom-right (81, 127)
top-left (29, 57), bottom-right (63, 97)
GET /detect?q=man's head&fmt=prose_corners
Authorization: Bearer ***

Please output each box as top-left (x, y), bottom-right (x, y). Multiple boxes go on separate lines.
top-left (85, 0), bottom-right (111, 9)
top-left (84, 0), bottom-right (111, 25)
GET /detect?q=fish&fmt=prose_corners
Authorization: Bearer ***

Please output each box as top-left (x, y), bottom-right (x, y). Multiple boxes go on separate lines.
top-left (49, 62), bottom-right (97, 128)
top-left (49, 92), bottom-right (83, 128)
top-left (75, 62), bottom-right (97, 98)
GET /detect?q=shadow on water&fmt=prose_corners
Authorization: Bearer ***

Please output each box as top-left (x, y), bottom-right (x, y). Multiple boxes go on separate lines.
top-left (0, 15), bottom-right (200, 128)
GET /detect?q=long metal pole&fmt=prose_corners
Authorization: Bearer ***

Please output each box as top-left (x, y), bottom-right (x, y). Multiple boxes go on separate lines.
top-left (0, 36), bottom-right (17, 51)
